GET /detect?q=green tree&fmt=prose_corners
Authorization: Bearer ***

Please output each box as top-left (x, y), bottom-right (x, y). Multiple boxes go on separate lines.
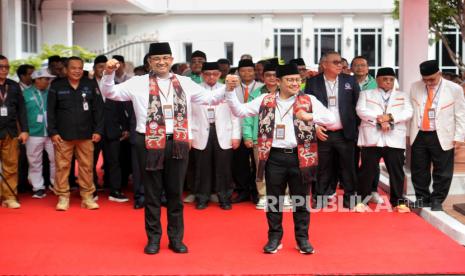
top-left (9, 43), bottom-right (96, 76)
top-left (394, 0), bottom-right (465, 72)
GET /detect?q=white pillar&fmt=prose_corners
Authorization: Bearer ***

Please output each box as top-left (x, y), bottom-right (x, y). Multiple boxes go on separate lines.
top-left (382, 14), bottom-right (396, 67)
top-left (399, 0), bottom-right (429, 91)
top-left (73, 13), bottom-right (107, 52)
top-left (261, 15), bottom-right (274, 58)
top-left (1, 0), bottom-right (22, 60)
top-left (341, 14), bottom-right (354, 62)
top-left (41, 0), bottom-right (73, 47)
top-left (302, 15), bottom-right (314, 67)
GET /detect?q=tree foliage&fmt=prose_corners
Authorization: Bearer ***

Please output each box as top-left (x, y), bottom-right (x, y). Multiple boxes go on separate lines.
top-left (394, 0), bottom-right (465, 71)
top-left (9, 44), bottom-right (96, 76)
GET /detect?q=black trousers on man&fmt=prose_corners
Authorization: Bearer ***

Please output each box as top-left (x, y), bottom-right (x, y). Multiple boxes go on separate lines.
top-left (135, 133), bottom-right (188, 243)
top-left (232, 141), bottom-right (256, 200)
top-left (193, 124), bottom-right (232, 204)
top-left (265, 148), bottom-right (310, 242)
top-left (315, 130), bottom-right (356, 207)
top-left (411, 131), bottom-right (454, 205)
top-left (358, 146), bottom-right (405, 207)
top-left (93, 138), bottom-right (122, 193)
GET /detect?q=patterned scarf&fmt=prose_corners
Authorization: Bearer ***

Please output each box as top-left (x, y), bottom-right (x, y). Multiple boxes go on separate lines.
top-left (145, 73), bottom-right (189, 171)
top-left (256, 91), bottom-right (318, 183)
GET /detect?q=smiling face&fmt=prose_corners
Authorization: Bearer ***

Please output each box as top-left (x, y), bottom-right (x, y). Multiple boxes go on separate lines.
top-left (263, 70), bottom-right (277, 88)
top-left (66, 59), bottom-right (84, 82)
top-left (238, 67), bottom-right (255, 84)
top-left (190, 57), bottom-right (206, 74)
top-left (376, 76), bottom-right (395, 92)
top-left (0, 58), bottom-right (10, 83)
top-left (322, 53), bottom-right (343, 76)
top-left (148, 54), bottom-right (174, 76)
top-left (278, 74), bottom-right (302, 97)
top-left (202, 69), bottom-right (221, 86)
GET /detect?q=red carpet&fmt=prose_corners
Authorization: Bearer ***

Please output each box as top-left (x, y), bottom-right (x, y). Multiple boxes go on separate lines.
top-left (1, 192), bottom-right (465, 275)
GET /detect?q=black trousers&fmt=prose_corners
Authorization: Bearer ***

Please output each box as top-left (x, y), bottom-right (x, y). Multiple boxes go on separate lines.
top-left (17, 144), bottom-right (29, 192)
top-left (193, 125), bottom-right (232, 204)
top-left (358, 146), bottom-right (405, 206)
top-left (315, 130), bottom-right (356, 203)
top-left (232, 140), bottom-right (256, 196)
top-left (265, 150), bottom-right (310, 242)
top-left (131, 143), bottom-right (144, 202)
top-left (120, 139), bottom-right (132, 188)
top-left (93, 138), bottom-right (122, 193)
top-left (135, 133), bottom-right (188, 243)
top-left (411, 131), bottom-right (454, 204)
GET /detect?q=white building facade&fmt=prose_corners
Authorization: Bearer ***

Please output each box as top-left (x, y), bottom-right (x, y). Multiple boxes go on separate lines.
top-left (0, 0), bottom-right (461, 74)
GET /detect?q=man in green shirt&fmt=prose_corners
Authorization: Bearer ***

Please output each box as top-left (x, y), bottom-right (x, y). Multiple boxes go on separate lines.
top-left (23, 68), bottom-right (56, 199)
top-left (183, 50), bottom-right (206, 84)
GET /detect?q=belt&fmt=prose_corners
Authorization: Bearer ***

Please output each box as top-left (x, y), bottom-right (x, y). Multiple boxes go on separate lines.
top-left (327, 129), bottom-right (343, 133)
top-left (137, 132), bottom-right (173, 141)
top-left (270, 147), bottom-right (297, 154)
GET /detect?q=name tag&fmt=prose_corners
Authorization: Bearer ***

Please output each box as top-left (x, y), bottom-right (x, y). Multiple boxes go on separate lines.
top-left (276, 124), bottom-right (286, 140)
top-left (328, 96), bottom-right (337, 107)
top-left (37, 114), bottom-right (44, 123)
top-left (163, 105), bottom-right (173, 119)
top-left (207, 107), bottom-right (215, 120)
top-left (83, 102), bottom-right (89, 111)
top-left (428, 108), bottom-right (435, 120)
top-left (0, 106), bottom-right (7, 117)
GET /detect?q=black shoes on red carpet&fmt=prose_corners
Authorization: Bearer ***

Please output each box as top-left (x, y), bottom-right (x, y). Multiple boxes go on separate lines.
top-left (144, 241), bottom-right (188, 254)
top-left (144, 241), bottom-right (160, 254)
top-left (296, 240), bottom-right (315, 254)
top-left (263, 239), bottom-right (315, 254)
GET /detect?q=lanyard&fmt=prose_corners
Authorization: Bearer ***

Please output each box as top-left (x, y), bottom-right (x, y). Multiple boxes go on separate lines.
top-left (241, 81), bottom-right (256, 96)
top-left (276, 96), bottom-right (294, 123)
top-left (156, 78), bottom-right (172, 102)
top-left (425, 79), bottom-right (442, 106)
top-left (325, 78), bottom-right (338, 97)
top-left (32, 88), bottom-right (46, 113)
top-left (0, 84), bottom-right (8, 105)
top-left (379, 89), bottom-right (392, 113)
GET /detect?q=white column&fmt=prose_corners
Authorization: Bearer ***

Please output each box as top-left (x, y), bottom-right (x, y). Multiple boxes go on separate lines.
top-left (41, 0), bottom-right (73, 47)
top-left (261, 15), bottom-right (274, 58)
top-left (1, 0), bottom-right (22, 60)
top-left (399, 0), bottom-right (429, 91)
top-left (341, 14), bottom-right (354, 62)
top-left (382, 14), bottom-right (395, 67)
top-left (73, 13), bottom-right (107, 52)
top-left (302, 15), bottom-right (314, 67)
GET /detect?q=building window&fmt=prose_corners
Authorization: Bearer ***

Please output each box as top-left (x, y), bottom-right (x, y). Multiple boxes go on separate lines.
top-left (184, 42), bottom-right (192, 62)
top-left (314, 28), bottom-right (342, 64)
top-left (274, 28), bottom-right (301, 63)
top-left (225, 42), bottom-right (233, 63)
top-left (354, 28), bottom-right (382, 76)
top-left (435, 28), bottom-right (463, 74)
top-left (21, 0), bottom-right (38, 53)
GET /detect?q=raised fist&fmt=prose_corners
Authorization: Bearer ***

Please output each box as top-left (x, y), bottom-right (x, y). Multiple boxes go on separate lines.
top-left (104, 58), bottom-right (120, 75)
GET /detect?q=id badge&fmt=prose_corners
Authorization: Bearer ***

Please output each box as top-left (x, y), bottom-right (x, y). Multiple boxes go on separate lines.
top-left (83, 101), bottom-right (89, 111)
top-left (37, 114), bottom-right (44, 123)
top-left (163, 105), bottom-right (173, 119)
top-left (276, 124), bottom-right (286, 140)
top-left (428, 108), bottom-right (435, 120)
top-left (207, 107), bottom-right (215, 120)
top-left (328, 96), bottom-right (337, 107)
top-left (0, 106), bottom-right (7, 117)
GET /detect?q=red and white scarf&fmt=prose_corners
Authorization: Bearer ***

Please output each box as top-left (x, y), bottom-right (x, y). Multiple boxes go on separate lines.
top-left (145, 73), bottom-right (189, 171)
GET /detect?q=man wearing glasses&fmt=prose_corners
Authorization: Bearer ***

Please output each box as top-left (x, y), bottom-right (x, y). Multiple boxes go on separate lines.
top-left (409, 60), bottom-right (465, 211)
top-left (0, 55), bottom-right (29, 209)
top-left (304, 51), bottom-right (360, 210)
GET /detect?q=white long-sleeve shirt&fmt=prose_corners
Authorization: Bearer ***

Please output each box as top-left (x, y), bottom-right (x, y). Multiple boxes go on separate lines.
top-left (225, 91), bottom-right (335, 148)
top-left (100, 72), bottom-right (226, 137)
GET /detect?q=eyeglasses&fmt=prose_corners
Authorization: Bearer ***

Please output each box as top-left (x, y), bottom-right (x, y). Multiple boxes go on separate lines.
top-left (263, 72), bottom-right (276, 78)
top-left (149, 56), bottom-right (172, 63)
top-left (283, 77), bottom-right (302, 83)
top-left (202, 72), bottom-right (218, 77)
top-left (0, 65), bottom-right (10, 70)
top-left (352, 64), bottom-right (367, 68)
top-left (328, 60), bottom-right (343, 66)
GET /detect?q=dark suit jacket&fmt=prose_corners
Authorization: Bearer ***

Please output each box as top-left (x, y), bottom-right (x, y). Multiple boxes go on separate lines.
top-left (0, 79), bottom-right (28, 139)
top-left (304, 73), bottom-right (360, 140)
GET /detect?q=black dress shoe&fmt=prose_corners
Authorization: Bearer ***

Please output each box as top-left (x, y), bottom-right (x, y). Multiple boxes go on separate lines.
top-left (263, 239), bottom-right (282, 254)
top-left (431, 201), bottom-right (443, 211)
top-left (219, 203), bottom-right (232, 210)
top-left (296, 240), bottom-right (315, 254)
top-left (144, 241), bottom-right (160, 254)
top-left (232, 192), bottom-right (251, 203)
top-left (168, 241), bottom-right (188, 253)
top-left (196, 202), bottom-right (208, 210)
top-left (134, 201), bottom-right (144, 209)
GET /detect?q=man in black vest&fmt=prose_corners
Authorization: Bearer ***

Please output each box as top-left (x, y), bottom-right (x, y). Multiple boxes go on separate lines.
top-left (305, 51), bottom-right (360, 209)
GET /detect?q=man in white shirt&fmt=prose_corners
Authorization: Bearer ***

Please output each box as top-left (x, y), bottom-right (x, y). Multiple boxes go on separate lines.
top-left (410, 60), bottom-right (465, 211)
top-left (191, 62), bottom-right (241, 210)
top-left (101, 42), bottom-right (237, 255)
top-left (226, 63), bottom-right (335, 255)
top-left (356, 67), bottom-right (413, 213)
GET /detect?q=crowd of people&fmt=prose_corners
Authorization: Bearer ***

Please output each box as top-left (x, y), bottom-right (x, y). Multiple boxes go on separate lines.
top-left (0, 41), bottom-right (464, 255)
